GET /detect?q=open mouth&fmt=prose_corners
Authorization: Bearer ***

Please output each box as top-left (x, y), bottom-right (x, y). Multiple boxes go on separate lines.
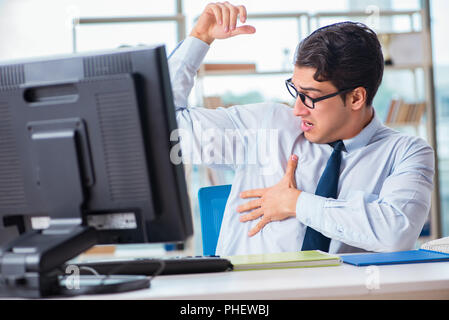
top-left (301, 120), bottom-right (314, 132)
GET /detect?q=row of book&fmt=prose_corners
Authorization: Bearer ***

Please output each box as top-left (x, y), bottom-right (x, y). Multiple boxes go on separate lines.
top-left (385, 99), bottom-right (426, 125)
top-left (203, 96), bottom-right (427, 126)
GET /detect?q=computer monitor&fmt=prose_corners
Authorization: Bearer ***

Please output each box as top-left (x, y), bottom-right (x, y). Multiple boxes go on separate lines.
top-left (0, 44), bottom-right (193, 297)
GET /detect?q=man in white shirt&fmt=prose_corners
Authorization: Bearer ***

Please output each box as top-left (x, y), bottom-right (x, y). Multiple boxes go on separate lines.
top-left (168, 2), bottom-right (434, 255)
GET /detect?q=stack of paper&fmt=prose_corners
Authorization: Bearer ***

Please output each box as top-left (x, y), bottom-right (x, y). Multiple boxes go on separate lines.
top-left (420, 237), bottom-right (449, 254)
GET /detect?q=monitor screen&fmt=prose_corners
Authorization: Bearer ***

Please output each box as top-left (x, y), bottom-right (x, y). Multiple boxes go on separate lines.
top-left (0, 44), bottom-right (193, 246)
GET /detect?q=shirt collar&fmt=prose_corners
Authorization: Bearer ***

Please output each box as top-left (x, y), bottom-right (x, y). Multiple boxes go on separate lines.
top-left (342, 111), bottom-right (383, 153)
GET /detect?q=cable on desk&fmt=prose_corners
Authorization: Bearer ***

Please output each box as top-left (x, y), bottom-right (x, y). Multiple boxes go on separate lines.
top-left (147, 259), bottom-right (166, 282)
top-left (56, 259), bottom-right (162, 296)
top-left (79, 266), bottom-right (100, 277)
top-left (99, 258), bottom-right (166, 285)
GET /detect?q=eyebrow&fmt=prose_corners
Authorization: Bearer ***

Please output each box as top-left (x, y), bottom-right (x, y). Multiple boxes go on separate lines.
top-left (290, 79), bottom-right (323, 93)
top-left (298, 85), bottom-right (323, 93)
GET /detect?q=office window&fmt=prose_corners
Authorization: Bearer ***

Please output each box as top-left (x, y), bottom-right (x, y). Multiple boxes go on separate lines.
top-left (75, 22), bottom-right (178, 53)
top-left (201, 18), bottom-right (300, 71)
top-left (72, 1), bottom-right (180, 53)
top-left (0, 0), bottom-right (178, 60)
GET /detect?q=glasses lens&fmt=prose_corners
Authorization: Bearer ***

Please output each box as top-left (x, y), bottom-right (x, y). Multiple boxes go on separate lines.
top-left (298, 93), bottom-right (313, 109)
top-left (286, 81), bottom-right (297, 99)
top-left (285, 79), bottom-right (313, 109)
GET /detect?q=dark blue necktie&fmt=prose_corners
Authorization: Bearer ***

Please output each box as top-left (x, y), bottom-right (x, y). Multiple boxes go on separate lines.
top-left (301, 140), bottom-right (345, 252)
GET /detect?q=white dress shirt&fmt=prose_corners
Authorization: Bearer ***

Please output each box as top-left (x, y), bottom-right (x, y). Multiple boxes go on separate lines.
top-left (168, 36), bottom-right (435, 256)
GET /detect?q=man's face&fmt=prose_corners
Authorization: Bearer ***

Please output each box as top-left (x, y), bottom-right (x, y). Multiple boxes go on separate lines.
top-left (291, 66), bottom-right (352, 144)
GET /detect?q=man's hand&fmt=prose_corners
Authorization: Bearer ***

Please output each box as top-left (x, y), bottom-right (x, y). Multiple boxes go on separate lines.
top-left (190, 2), bottom-right (256, 45)
top-left (237, 155), bottom-right (302, 237)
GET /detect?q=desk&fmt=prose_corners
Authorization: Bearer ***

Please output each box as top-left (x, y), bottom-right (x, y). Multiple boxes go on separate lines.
top-left (68, 261), bottom-right (449, 300)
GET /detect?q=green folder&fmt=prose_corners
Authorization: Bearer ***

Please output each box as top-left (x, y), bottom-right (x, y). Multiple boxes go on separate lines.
top-left (225, 251), bottom-right (342, 271)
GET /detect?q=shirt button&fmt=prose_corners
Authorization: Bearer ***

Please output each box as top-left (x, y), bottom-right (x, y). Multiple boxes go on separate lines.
top-left (337, 226), bottom-right (344, 233)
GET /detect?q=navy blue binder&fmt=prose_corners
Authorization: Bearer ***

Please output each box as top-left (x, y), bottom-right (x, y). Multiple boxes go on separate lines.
top-left (342, 249), bottom-right (449, 266)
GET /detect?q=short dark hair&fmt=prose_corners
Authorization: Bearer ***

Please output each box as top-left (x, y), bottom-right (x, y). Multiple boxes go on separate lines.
top-left (295, 21), bottom-right (384, 107)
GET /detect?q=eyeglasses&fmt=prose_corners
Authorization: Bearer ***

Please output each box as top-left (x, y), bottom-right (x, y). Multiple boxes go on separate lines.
top-left (285, 78), bottom-right (356, 109)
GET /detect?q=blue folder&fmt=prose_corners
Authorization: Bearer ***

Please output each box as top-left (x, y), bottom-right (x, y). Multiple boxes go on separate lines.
top-left (342, 249), bottom-right (449, 266)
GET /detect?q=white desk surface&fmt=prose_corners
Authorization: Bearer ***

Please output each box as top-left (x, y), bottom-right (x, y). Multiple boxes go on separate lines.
top-left (69, 261), bottom-right (449, 300)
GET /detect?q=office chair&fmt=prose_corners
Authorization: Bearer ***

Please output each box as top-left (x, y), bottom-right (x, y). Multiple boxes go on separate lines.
top-left (198, 185), bottom-right (232, 256)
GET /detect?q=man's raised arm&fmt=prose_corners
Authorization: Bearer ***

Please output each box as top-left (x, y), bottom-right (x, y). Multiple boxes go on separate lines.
top-left (167, 3), bottom-right (277, 170)
top-left (169, 2), bottom-right (255, 108)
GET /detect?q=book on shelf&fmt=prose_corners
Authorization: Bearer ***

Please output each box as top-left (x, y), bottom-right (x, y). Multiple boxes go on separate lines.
top-left (225, 250), bottom-right (341, 271)
top-left (203, 96), bottom-right (224, 109)
top-left (385, 99), bottom-right (401, 124)
top-left (385, 99), bottom-right (426, 125)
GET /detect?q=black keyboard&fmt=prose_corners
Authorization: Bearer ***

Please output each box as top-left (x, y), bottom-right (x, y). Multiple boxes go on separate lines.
top-left (69, 256), bottom-right (233, 276)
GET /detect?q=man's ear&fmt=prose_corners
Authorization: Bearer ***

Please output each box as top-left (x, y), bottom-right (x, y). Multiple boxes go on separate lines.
top-left (348, 87), bottom-right (367, 111)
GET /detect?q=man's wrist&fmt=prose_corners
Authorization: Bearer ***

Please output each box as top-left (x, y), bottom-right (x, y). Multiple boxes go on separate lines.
top-left (189, 30), bottom-right (214, 45)
top-left (190, 29), bottom-right (215, 45)
top-left (288, 189), bottom-right (302, 217)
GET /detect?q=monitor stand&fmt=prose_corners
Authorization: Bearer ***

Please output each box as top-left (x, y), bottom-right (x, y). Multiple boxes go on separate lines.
top-left (0, 121), bottom-right (150, 298)
top-left (0, 219), bottom-right (150, 298)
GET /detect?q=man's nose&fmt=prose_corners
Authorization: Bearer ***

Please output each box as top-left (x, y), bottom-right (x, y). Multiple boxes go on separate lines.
top-left (293, 97), bottom-right (310, 117)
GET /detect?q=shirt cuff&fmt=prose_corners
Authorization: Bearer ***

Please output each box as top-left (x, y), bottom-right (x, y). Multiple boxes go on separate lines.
top-left (170, 36), bottom-right (210, 71)
top-left (295, 191), bottom-right (327, 229)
